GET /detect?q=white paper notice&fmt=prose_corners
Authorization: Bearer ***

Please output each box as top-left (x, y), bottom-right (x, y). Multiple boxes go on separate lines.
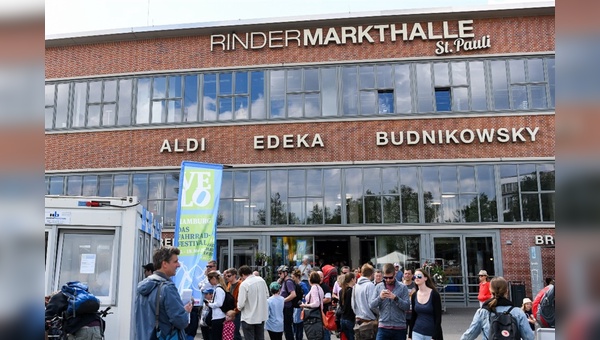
top-left (181, 289), bottom-right (192, 303)
top-left (80, 253), bottom-right (97, 274)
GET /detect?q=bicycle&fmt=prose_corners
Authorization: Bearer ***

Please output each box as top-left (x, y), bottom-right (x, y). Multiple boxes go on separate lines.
top-left (45, 306), bottom-right (113, 340)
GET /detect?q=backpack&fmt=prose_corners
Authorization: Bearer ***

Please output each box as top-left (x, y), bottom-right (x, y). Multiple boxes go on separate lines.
top-left (536, 285), bottom-right (555, 328)
top-left (291, 281), bottom-right (304, 307)
top-left (61, 281), bottom-right (100, 317)
top-left (487, 306), bottom-right (519, 340)
top-left (216, 286), bottom-right (235, 313)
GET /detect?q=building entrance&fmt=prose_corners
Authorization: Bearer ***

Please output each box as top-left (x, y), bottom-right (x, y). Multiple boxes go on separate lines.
top-left (427, 234), bottom-right (498, 307)
top-left (314, 236), bottom-right (350, 268)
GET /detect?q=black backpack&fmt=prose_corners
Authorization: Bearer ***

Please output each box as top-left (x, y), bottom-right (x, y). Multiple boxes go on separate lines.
top-left (536, 285), bottom-right (555, 328)
top-left (216, 286), bottom-right (235, 313)
top-left (291, 281), bottom-right (304, 307)
top-left (487, 306), bottom-right (519, 340)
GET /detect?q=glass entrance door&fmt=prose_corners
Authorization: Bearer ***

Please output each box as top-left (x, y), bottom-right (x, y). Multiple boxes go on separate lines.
top-left (430, 234), bottom-right (498, 306)
top-left (432, 237), bottom-right (464, 305)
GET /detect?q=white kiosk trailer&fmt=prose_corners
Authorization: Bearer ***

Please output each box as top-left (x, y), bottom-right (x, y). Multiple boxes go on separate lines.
top-left (45, 195), bottom-right (161, 339)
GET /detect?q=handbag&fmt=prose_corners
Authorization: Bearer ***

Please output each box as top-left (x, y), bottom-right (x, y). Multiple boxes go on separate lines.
top-left (302, 307), bottom-right (321, 320)
top-left (323, 309), bottom-right (337, 331)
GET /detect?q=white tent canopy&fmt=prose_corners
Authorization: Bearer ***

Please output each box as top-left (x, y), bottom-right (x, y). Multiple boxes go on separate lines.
top-left (372, 251), bottom-right (407, 265)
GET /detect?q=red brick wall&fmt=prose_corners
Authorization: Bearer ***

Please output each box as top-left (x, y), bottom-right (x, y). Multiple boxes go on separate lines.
top-left (45, 114), bottom-right (554, 171)
top-left (45, 16), bottom-right (554, 79)
top-left (500, 228), bottom-right (555, 298)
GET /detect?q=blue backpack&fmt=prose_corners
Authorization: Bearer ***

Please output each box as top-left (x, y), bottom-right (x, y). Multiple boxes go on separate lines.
top-left (61, 281), bottom-right (100, 317)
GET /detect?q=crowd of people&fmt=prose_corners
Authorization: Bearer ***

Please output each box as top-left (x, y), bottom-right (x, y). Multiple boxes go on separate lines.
top-left (45, 245), bottom-right (554, 340)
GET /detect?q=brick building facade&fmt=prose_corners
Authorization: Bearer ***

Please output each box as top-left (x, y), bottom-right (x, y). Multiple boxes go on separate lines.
top-left (46, 4), bottom-right (555, 305)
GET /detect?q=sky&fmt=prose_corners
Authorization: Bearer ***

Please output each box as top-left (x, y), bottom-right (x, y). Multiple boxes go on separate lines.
top-left (45, 0), bottom-right (551, 36)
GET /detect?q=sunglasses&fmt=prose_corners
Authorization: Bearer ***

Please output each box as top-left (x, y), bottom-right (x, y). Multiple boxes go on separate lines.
top-left (206, 265), bottom-right (215, 268)
top-left (383, 276), bottom-right (395, 280)
top-left (478, 275), bottom-right (486, 277)
top-left (414, 274), bottom-right (423, 279)
top-left (225, 274), bottom-right (232, 278)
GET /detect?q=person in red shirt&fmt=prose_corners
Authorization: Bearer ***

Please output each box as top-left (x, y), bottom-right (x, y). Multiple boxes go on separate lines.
top-left (477, 270), bottom-right (492, 307)
top-left (532, 278), bottom-right (554, 318)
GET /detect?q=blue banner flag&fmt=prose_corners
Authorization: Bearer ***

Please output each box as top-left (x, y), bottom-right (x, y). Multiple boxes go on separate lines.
top-left (173, 161), bottom-right (223, 302)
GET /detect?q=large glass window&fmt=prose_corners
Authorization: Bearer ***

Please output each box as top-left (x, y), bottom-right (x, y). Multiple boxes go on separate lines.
top-left (271, 236), bottom-right (314, 270)
top-left (374, 235), bottom-right (420, 270)
top-left (46, 55), bottom-right (555, 130)
top-left (56, 231), bottom-right (116, 301)
top-left (47, 162), bottom-right (554, 227)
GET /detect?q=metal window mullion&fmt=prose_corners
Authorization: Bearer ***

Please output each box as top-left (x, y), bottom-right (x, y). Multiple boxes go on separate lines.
top-left (536, 165), bottom-right (545, 222)
top-left (516, 165), bottom-right (524, 222)
top-left (464, 61), bottom-right (474, 112)
top-left (543, 57), bottom-right (552, 109)
top-left (198, 73), bottom-right (204, 122)
top-left (52, 84), bottom-right (58, 129)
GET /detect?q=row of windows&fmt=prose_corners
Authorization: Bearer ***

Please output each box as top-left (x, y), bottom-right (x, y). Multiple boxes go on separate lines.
top-left (46, 162), bottom-right (554, 227)
top-left (45, 56), bottom-right (555, 130)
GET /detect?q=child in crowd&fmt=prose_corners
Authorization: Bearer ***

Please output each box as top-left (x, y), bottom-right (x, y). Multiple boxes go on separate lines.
top-left (222, 310), bottom-right (236, 340)
top-left (199, 289), bottom-right (214, 329)
top-left (266, 282), bottom-right (285, 340)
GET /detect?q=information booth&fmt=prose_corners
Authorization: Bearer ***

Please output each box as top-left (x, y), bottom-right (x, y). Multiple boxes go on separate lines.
top-left (45, 195), bottom-right (161, 339)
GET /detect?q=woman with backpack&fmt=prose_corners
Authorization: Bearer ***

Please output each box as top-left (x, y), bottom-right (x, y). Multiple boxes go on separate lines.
top-left (460, 277), bottom-right (534, 340)
top-left (207, 271), bottom-right (228, 340)
top-left (408, 269), bottom-right (443, 340)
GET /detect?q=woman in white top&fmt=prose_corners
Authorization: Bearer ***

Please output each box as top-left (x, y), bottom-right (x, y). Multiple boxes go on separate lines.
top-left (207, 271), bottom-right (228, 340)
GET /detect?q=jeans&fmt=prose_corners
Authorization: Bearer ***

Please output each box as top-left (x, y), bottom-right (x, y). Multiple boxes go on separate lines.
top-left (341, 319), bottom-right (355, 340)
top-left (375, 328), bottom-right (406, 340)
top-left (283, 306), bottom-right (294, 340)
top-left (234, 312), bottom-right (242, 340)
top-left (322, 325), bottom-right (331, 340)
top-left (411, 331), bottom-right (432, 340)
top-left (293, 322), bottom-right (304, 340)
top-left (242, 321), bottom-right (265, 340)
top-left (187, 336), bottom-right (195, 340)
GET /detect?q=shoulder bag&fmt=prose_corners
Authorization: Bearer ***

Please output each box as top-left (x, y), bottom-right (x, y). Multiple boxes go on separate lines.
top-left (151, 282), bottom-right (184, 340)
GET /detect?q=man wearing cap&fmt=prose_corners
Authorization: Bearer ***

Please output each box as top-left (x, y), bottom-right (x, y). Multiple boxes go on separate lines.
top-left (477, 270), bottom-right (492, 307)
top-left (277, 265), bottom-right (297, 340)
top-left (143, 263), bottom-right (154, 278)
top-left (237, 265), bottom-right (269, 340)
top-left (394, 263), bottom-right (403, 282)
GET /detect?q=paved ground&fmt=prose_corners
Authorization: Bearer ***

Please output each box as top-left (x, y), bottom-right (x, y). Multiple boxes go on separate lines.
top-left (195, 307), bottom-right (479, 339)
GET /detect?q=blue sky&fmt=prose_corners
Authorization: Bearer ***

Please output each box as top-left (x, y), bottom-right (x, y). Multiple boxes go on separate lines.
top-left (45, 0), bottom-right (551, 36)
